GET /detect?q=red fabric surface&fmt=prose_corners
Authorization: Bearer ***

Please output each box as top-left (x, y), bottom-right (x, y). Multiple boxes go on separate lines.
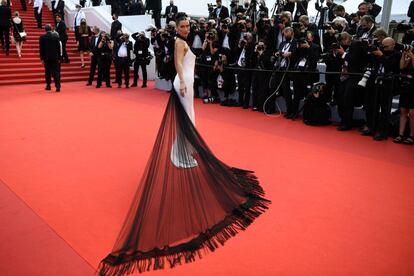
top-left (0, 82), bottom-right (414, 275)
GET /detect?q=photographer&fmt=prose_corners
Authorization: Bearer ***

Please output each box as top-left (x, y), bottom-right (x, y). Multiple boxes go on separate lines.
top-left (209, 54), bottom-right (236, 105)
top-left (96, 32), bottom-right (113, 88)
top-left (235, 32), bottom-right (255, 108)
top-left (333, 5), bottom-right (351, 25)
top-left (256, 17), bottom-right (276, 51)
top-left (86, 26), bottom-right (101, 86)
top-left (355, 15), bottom-right (376, 39)
top-left (402, 24), bottom-right (414, 45)
top-left (251, 41), bottom-right (273, 112)
top-left (335, 31), bottom-right (369, 131)
top-left (131, 31), bottom-right (150, 88)
top-left (321, 33), bottom-right (345, 105)
top-left (394, 48), bottom-right (414, 144)
top-left (348, 13), bottom-right (360, 35)
top-left (357, 1), bottom-right (381, 22)
top-left (114, 33), bottom-right (132, 88)
top-left (298, 15), bottom-right (320, 45)
top-left (368, 38), bottom-right (401, 141)
top-left (200, 29), bottom-right (220, 102)
top-left (218, 21), bottom-right (236, 63)
top-left (273, 12), bottom-right (291, 50)
top-left (157, 29), bottom-right (175, 81)
top-left (188, 20), bottom-right (205, 57)
top-left (269, 27), bottom-right (297, 118)
top-left (290, 31), bottom-right (321, 119)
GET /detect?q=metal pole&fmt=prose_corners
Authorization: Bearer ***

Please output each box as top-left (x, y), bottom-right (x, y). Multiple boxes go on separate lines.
top-left (380, 0), bottom-right (393, 33)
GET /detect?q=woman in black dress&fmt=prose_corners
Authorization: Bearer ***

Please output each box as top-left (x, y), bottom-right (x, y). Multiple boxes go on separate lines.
top-left (394, 49), bottom-right (414, 144)
top-left (78, 18), bottom-right (91, 68)
top-left (12, 11), bottom-right (26, 58)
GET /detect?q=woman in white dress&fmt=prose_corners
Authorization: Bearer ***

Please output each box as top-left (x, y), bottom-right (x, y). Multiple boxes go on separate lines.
top-left (99, 13), bottom-right (270, 276)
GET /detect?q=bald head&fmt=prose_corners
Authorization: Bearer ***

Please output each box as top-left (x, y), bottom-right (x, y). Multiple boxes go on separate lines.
top-left (381, 37), bottom-right (395, 52)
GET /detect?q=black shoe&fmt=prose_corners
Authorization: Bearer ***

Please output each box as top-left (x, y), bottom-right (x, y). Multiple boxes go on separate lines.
top-left (106, 85), bottom-right (112, 88)
top-left (86, 82), bottom-right (92, 86)
top-left (125, 85), bottom-right (129, 89)
top-left (242, 105), bottom-right (249, 109)
top-left (45, 86), bottom-right (51, 91)
top-left (117, 85), bottom-right (122, 88)
top-left (290, 114), bottom-right (298, 120)
top-left (141, 84), bottom-right (147, 88)
top-left (56, 88), bottom-right (60, 92)
top-left (96, 85), bottom-right (101, 88)
top-left (361, 129), bottom-right (373, 136)
top-left (373, 134), bottom-right (387, 141)
top-left (131, 83), bottom-right (137, 87)
top-left (252, 107), bottom-right (258, 111)
top-left (337, 125), bottom-right (352, 131)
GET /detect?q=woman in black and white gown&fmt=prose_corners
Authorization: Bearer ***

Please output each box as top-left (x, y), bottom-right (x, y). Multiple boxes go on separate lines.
top-left (99, 13), bottom-right (270, 276)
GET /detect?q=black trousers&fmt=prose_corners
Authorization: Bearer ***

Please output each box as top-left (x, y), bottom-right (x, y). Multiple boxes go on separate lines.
top-left (115, 57), bottom-right (130, 86)
top-left (237, 70), bottom-right (252, 107)
top-left (20, 0), bottom-right (27, 10)
top-left (152, 9), bottom-right (161, 29)
top-left (97, 55), bottom-right (111, 86)
top-left (88, 54), bottom-right (99, 83)
top-left (337, 76), bottom-right (360, 127)
top-left (61, 39), bottom-right (69, 62)
top-left (325, 72), bottom-right (341, 103)
top-left (279, 74), bottom-right (293, 115)
top-left (44, 61), bottom-right (61, 89)
top-left (372, 81), bottom-right (394, 136)
top-left (252, 71), bottom-right (271, 111)
top-left (34, 8), bottom-right (42, 28)
top-left (133, 60), bottom-right (147, 85)
top-left (292, 77), bottom-right (309, 116)
top-left (0, 26), bottom-right (10, 51)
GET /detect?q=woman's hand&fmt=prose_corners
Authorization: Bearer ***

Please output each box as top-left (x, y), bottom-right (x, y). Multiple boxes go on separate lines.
top-left (179, 81), bottom-right (187, 97)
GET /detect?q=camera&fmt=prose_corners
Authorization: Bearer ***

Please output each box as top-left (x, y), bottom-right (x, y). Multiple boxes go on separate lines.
top-left (161, 32), bottom-right (169, 39)
top-left (394, 42), bottom-right (414, 52)
top-left (292, 22), bottom-right (302, 30)
top-left (207, 3), bottom-right (216, 12)
top-left (145, 26), bottom-right (157, 33)
top-left (331, 42), bottom-right (341, 49)
top-left (396, 23), bottom-right (414, 32)
top-left (207, 31), bottom-right (215, 40)
top-left (358, 70), bottom-right (372, 88)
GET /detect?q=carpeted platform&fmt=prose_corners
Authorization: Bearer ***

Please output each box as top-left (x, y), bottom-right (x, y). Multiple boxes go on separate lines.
top-left (0, 82), bottom-right (414, 276)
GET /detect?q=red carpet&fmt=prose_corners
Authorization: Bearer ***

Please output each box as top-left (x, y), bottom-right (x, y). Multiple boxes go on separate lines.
top-left (1, 82), bottom-right (414, 275)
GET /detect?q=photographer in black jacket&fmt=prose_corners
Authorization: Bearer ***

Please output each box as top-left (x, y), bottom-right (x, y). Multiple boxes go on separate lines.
top-left (131, 31), bottom-right (150, 88)
top-left (96, 32), bottom-right (113, 88)
top-left (209, 54), bottom-right (236, 105)
top-left (291, 31), bottom-right (321, 119)
top-left (251, 40), bottom-right (273, 112)
top-left (369, 38), bottom-right (401, 140)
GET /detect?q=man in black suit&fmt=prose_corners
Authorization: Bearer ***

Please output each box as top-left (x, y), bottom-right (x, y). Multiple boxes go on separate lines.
top-left (146, 0), bottom-right (162, 29)
top-left (52, 0), bottom-right (65, 22)
top-left (213, 0), bottom-right (229, 24)
top-left (92, 0), bottom-right (101, 6)
top-left (355, 15), bottom-right (376, 39)
top-left (110, 14), bottom-right (122, 40)
top-left (129, 0), bottom-right (144, 15)
top-left (0, 0), bottom-right (12, 55)
top-left (39, 24), bottom-right (62, 92)
top-left (131, 31), bottom-right (150, 88)
top-left (55, 14), bottom-right (69, 63)
top-left (114, 33), bottom-right (132, 88)
top-left (164, 0), bottom-right (177, 25)
top-left (87, 27), bottom-right (101, 86)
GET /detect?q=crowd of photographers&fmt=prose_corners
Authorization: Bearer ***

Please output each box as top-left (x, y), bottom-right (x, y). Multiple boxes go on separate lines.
top-left (150, 0), bottom-right (414, 144)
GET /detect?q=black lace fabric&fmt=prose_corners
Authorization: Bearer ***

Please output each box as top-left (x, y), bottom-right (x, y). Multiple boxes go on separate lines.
top-left (99, 90), bottom-right (271, 275)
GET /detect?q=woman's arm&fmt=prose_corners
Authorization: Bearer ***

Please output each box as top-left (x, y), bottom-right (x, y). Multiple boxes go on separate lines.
top-left (175, 39), bottom-right (187, 96)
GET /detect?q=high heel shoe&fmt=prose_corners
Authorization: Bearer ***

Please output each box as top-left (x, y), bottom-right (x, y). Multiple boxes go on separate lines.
top-left (81, 64), bottom-right (85, 68)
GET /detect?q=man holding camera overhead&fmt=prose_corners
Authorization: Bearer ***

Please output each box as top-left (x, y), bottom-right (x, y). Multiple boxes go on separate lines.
top-left (213, 0), bottom-right (229, 23)
top-left (131, 31), bottom-right (150, 88)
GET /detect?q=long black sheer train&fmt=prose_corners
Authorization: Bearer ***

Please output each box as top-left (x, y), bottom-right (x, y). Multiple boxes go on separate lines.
top-left (99, 89), bottom-right (271, 275)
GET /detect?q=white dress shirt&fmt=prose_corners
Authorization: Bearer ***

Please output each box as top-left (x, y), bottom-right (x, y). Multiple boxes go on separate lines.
top-left (33, 0), bottom-right (43, 13)
top-left (118, 43), bottom-right (128, 57)
top-left (74, 10), bottom-right (86, 28)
